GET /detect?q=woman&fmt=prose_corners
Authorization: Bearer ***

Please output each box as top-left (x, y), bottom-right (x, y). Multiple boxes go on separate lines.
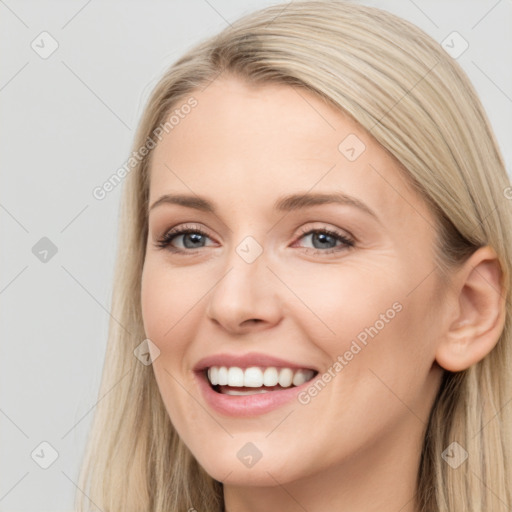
top-left (77, 1), bottom-right (512, 511)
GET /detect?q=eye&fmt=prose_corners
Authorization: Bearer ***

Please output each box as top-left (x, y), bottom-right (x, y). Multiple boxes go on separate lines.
top-left (154, 224), bottom-right (355, 255)
top-left (154, 223), bottom-right (216, 252)
top-left (293, 227), bottom-right (354, 255)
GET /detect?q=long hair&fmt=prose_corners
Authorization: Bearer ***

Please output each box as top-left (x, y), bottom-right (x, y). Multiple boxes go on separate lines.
top-left (76, 2), bottom-right (512, 510)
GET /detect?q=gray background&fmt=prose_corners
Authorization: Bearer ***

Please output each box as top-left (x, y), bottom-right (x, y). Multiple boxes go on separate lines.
top-left (1, 0), bottom-right (511, 510)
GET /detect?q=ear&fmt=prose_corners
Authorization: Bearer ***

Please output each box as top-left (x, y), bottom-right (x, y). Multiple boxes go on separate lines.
top-left (435, 246), bottom-right (507, 372)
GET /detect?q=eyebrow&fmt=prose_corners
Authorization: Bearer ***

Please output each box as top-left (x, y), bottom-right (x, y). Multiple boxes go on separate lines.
top-left (149, 192), bottom-right (378, 220)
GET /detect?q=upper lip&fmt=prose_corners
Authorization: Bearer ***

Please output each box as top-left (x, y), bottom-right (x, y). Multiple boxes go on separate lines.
top-left (193, 352), bottom-right (319, 372)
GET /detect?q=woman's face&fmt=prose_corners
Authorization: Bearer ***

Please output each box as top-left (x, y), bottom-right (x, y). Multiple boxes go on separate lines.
top-left (141, 76), bottom-right (446, 487)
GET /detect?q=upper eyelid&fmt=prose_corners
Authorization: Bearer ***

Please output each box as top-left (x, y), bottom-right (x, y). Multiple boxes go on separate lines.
top-left (159, 223), bottom-right (351, 240)
top-left (296, 223), bottom-right (354, 239)
top-left (158, 224), bottom-right (354, 250)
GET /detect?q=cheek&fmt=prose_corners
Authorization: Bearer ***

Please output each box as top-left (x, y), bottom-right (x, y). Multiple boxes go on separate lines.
top-left (140, 259), bottom-right (204, 349)
top-left (141, 264), bottom-right (172, 343)
top-left (287, 260), bottom-right (404, 349)
top-left (141, 255), bottom-right (215, 330)
top-left (140, 260), bottom-right (208, 427)
top-left (291, 259), bottom-right (437, 396)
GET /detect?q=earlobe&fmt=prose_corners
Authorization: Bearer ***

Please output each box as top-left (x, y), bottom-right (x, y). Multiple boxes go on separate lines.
top-left (435, 246), bottom-right (507, 372)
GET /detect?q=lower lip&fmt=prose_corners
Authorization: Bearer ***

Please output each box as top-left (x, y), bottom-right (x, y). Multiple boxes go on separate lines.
top-left (194, 370), bottom-right (313, 417)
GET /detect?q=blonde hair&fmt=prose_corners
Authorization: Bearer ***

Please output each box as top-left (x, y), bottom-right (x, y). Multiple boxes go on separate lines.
top-left (76, 1), bottom-right (512, 510)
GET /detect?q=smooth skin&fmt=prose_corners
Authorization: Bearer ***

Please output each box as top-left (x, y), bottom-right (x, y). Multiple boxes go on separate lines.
top-left (141, 75), bottom-right (506, 512)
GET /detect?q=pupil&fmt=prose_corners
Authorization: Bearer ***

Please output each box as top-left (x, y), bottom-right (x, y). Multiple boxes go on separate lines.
top-left (313, 232), bottom-right (335, 249)
top-left (181, 232), bottom-right (336, 250)
top-left (184, 233), bottom-right (204, 248)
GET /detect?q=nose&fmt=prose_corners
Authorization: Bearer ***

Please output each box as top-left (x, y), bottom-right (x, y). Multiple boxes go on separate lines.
top-left (205, 245), bottom-right (283, 334)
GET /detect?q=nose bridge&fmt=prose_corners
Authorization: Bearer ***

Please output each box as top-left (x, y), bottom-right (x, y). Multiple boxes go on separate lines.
top-left (222, 221), bottom-right (270, 281)
top-left (205, 231), bottom-right (282, 331)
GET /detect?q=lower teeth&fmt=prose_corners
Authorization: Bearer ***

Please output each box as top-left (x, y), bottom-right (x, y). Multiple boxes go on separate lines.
top-left (224, 388), bottom-right (271, 396)
top-left (216, 385), bottom-right (291, 396)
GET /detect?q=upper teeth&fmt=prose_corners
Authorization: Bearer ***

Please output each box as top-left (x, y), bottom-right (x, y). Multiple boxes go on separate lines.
top-left (207, 366), bottom-right (315, 388)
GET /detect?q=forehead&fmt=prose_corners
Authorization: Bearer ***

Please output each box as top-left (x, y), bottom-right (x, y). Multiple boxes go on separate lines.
top-left (148, 76), bottom-right (432, 226)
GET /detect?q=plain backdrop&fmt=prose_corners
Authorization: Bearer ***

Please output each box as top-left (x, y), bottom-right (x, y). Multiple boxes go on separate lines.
top-left (1, 0), bottom-right (511, 510)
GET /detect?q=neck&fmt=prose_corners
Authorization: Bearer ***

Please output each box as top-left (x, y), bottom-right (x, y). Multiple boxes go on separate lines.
top-left (222, 415), bottom-right (425, 512)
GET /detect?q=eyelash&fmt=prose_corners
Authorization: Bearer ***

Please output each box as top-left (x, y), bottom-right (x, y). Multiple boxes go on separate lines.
top-left (154, 223), bottom-right (355, 255)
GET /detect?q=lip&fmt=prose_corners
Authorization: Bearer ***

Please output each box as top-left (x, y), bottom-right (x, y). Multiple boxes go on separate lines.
top-left (194, 368), bottom-right (317, 417)
top-left (193, 352), bottom-right (319, 372)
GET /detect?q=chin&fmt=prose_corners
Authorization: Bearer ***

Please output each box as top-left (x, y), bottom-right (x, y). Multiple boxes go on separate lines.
top-left (191, 446), bottom-right (309, 487)
top-left (201, 462), bottom-right (290, 487)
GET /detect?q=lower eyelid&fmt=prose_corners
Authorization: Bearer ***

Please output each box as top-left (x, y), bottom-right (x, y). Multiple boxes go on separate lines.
top-left (165, 241), bottom-right (349, 258)
top-left (162, 230), bottom-right (213, 249)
